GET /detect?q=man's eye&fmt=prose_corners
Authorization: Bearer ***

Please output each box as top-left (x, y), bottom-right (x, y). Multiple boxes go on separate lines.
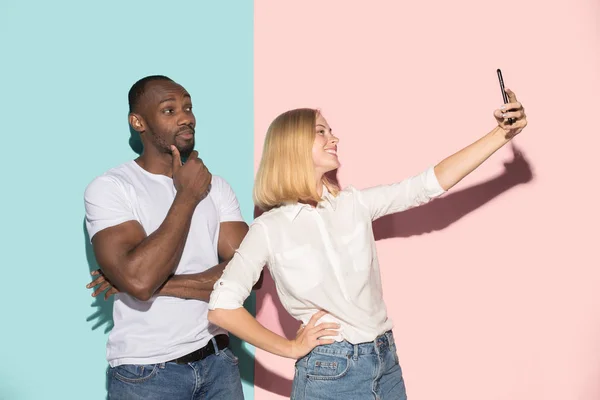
top-left (185, 106), bottom-right (193, 112)
top-left (163, 109), bottom-right (174, 115)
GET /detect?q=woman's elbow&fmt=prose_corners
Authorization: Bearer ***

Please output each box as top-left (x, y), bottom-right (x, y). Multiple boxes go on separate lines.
top-left (207, 309), bottom-right (224, 327)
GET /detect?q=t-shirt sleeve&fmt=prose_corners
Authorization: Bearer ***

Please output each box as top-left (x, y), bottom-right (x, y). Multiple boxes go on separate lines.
top-left (211, 176), bottom-right (244, 223)
top-left (84, 175), bottom-right (138, 241)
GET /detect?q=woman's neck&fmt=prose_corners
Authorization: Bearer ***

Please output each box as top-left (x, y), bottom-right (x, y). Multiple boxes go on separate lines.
top-left (315, 172), bottom-right (323, 197)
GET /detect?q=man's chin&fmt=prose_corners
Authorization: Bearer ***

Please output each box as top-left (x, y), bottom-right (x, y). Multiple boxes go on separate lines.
top-left (176, 142), bottom-right (195, 159)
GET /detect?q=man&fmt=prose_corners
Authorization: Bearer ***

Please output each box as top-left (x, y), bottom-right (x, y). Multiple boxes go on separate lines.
top-left (84, 75), bottom-right (260, 399)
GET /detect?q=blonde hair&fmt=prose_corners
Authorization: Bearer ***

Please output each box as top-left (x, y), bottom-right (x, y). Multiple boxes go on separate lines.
top-left (254, 108), bottom-right (339, 211)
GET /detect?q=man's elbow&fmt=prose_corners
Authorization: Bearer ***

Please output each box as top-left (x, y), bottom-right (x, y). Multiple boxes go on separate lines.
top-left (131, 288), bottom-right (154, 302)
top-left (120, 277), bottom-right (156, 302)
top-left (99, 261), bottom-right (158, 302)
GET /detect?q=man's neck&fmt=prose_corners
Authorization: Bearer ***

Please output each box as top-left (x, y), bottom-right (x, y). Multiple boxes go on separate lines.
top-left (135, 151), bottom-right (174, 177)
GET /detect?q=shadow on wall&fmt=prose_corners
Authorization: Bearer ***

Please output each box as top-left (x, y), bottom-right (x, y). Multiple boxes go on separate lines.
top-left (82, 125), bottom-right (141, 335)
top-left (129, 126), bottom-right (143, 156)
top-left (83, 223), bottom-right (112, 399)
top-left (254, 144), bottom-right (534, 397)
top-left (84, 224), bottom-right (114, 333)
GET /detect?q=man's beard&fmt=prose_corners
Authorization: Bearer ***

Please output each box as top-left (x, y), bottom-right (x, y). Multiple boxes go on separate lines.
top-left (177, 142), bottom-right (194, 159)
top-left (174, 125), bottom-right (195, 159)
top-left (150, 129), bottom-right (194, 158)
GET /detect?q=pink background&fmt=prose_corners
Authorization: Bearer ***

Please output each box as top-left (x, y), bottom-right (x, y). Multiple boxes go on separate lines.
top-left (254, 1), bottom-right (599, 399)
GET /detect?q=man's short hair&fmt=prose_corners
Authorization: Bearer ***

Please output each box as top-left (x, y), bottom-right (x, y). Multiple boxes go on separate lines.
top-left (128, 75), bottom-right (173, 113)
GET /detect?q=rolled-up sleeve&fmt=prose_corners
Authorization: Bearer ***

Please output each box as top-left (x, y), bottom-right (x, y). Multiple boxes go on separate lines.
top-left (209, 221), bottom-right (269, 310)
top-left (357, 166), bottom-right (446, 221)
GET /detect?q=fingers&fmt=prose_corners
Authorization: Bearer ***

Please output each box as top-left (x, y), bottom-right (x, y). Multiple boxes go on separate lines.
top-left (316, 329), bottom-right (340, 338)
top-left (187, 152), bottom-right (206, 171)
top-left (505, 88), bottom-right (518, 103)
top-left (187, 150), bottom-right (199, 161)
top-left (105, 287), bottom-right (119, 300)
top-left (171, 146), bottom-right (182, 173)
top-left (506, 119), bottom-right (527, 129)
top-left (494, 108), bottom-right (526, 124)
top-left (92, 282), bottom-right (111, 297)
top-left (318, 339), bottom-right (336, 345)
top-left (307, 323), bottom-right (340, 341)
top-left (501, 101), bottom-right (522, 112)
top-left (86, 275), bottom-right (106, 289)
top-left (314, 322), bottom-right (340, 331)
top-left (499, 119), bottom-right (527, 135)
top-left (499, 110), bottom-right (524, 120)
top-left (306, 310), bottom-right (328, 328)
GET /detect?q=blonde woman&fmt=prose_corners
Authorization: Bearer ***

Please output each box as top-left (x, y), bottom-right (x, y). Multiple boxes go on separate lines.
top-left (208, 89), bottom-right (527, 399)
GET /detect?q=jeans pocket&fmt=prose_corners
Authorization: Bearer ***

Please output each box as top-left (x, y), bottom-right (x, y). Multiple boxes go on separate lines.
top-left (306, 353), bottom-right (350, 381)
top-left (112, 364), bottom-right (159, 384)
top-left (219, 348), bottom-right (239, 365)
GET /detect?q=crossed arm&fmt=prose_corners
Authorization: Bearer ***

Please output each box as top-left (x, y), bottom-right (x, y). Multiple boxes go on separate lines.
top-left (88, 212), bottom-right (263, 302)
top-left (156, 221), bottom-right (264, 301)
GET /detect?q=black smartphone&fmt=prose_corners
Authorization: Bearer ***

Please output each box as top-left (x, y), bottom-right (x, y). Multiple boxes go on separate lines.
top-left (496, 69), bottom-right (514, 124)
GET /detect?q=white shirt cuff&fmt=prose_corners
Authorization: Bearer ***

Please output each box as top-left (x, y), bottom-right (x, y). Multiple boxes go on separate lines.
top-left (425, 166), bottom-right (446, 197)
top-left (208, 278), bottom-right (248, 310)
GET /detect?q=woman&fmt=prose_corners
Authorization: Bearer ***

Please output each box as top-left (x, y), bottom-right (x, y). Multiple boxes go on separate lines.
top-left (208, 89), bottom-right (527, 399)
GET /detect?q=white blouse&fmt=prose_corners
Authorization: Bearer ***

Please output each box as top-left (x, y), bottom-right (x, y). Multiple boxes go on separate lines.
top-left (208, 166), bottom-right (445, 344)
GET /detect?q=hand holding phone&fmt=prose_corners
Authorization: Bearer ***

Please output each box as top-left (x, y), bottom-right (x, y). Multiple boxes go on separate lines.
top-left (497, 69), bottom-right (514, 124)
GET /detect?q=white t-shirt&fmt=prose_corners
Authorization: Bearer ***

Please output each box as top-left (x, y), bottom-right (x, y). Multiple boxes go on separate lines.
top-left (84, 160), bottom-right (244, 367)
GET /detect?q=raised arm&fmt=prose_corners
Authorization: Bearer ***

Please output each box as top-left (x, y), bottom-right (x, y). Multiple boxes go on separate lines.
top-left (86, 148), bottom-right (211, 301)
top-left (359, 89), bottom-right (527, 220)
top-left (434, 89), bottom-right (527, 190)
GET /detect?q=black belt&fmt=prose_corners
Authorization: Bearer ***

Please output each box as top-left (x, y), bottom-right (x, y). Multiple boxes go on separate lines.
top-left (169, 334), bottom-right (229, 364)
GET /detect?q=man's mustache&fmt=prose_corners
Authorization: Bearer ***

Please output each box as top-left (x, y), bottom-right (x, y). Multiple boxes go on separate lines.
top-left (177, 125), bottom-right (195, 135)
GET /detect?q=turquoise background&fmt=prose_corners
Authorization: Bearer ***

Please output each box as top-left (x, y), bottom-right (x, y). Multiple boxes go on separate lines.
top-left (0, 1), bottom-right (255, 399)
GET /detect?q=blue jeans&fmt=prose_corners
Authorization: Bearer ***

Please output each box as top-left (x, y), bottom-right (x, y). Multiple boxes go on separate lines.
top-left (107, 342), bottom-right (244, 399)
top-left (291, 331), bottom-right (406, 400)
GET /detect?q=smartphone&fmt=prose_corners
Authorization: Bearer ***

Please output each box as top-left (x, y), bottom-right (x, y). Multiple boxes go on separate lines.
top-left (496, 69), bottom-right (514, 124)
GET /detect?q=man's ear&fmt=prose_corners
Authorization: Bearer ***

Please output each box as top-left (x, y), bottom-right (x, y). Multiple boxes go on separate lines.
top-left (129, 113), bottom-right (145, 133)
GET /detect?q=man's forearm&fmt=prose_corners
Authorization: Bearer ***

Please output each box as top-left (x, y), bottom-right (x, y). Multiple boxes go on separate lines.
top-left (156, 262), bottom-right (264, 300)
top-left (157, 262), bottom-right (227, 300)
top-left (122, 193), bottom-right (197, 299)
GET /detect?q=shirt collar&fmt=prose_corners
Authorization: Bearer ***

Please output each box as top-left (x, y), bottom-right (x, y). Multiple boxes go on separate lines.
top-left (280, 185), bottom-right (337, 222)
top-left (320, 184), bottom-right (337, 210)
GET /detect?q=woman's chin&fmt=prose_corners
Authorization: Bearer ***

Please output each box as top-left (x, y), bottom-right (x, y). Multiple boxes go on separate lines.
top-left (326, 162), bottom-right (340, 173)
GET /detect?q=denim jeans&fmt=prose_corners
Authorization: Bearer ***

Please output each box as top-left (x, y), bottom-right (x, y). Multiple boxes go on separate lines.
top-left (291, 331), bottom-right (406, 400)
top-left (107, 341), bottom-right (244, 400)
